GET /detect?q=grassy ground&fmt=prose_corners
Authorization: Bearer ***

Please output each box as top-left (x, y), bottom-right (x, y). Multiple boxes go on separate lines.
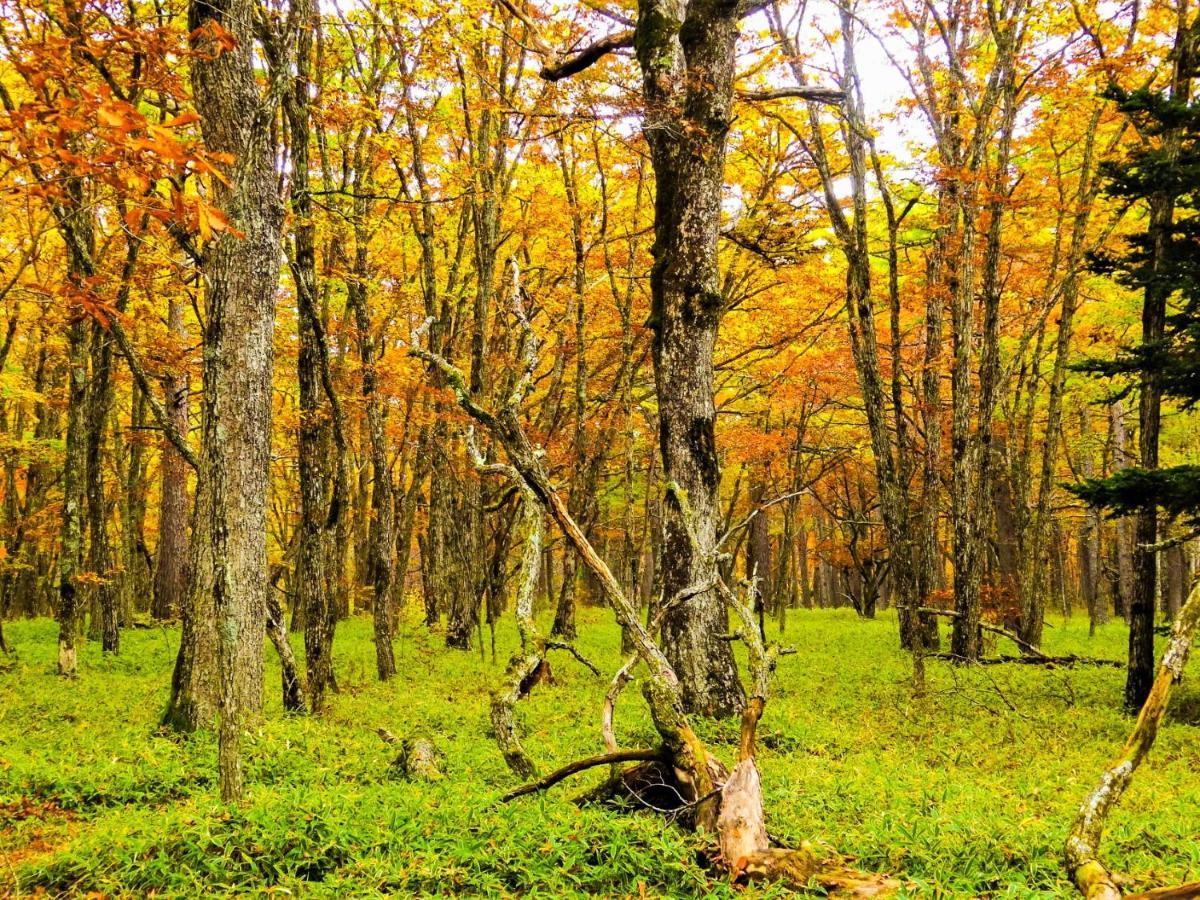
top-left (0, 607), bottom-right (1197, 898)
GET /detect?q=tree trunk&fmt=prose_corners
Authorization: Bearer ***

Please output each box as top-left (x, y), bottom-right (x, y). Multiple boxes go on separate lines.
top-left (1109, 399), bottom-right (1134, 622)
top-left (1127, 192), bottom-right (1173, 712)
top-left (747, 478), bottom-right (771, 637)
top-left (153, 300), bottom-right (191, 621)
top-left (58, 312), bottom-right (88, 677)
top-left (635, 0), bottom-right (743, 718)
top-left (183, 0), bottom-right (285, 801)
top-left (85, 320), bottom-right (118, 653)
top-left (286, 0), bottom-right (343, 711)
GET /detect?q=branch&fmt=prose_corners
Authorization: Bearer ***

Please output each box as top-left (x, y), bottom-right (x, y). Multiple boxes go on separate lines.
top-left (918, 608), bottom-right (1121, 667)
top-left (546, 640), bottom-right (602, 676)
top-left (107, 317), bottom-right (199, 471)
top-left (501, 748), bottom-right (664, 801)
top-left (737, 87), bottom-right (844, 106)
top-left (540, 30), bottom-right (635, 81)
top-left (1066, 580), bottom-right (1200, 898)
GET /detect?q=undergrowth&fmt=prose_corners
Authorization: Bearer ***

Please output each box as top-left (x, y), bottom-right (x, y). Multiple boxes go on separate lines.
top-left (0, 607), bottom-right (1196, 897)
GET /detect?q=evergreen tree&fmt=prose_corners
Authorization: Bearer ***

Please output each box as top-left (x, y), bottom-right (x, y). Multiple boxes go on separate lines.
top-left (1071, 75), bottom-right (1200, 710)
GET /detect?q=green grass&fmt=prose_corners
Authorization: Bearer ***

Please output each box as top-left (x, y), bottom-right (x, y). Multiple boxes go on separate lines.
top-left (0, 608), bottom-right (1197, 897)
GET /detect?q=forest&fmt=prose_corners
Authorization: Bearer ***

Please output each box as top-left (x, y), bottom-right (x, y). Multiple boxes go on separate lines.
top-left (0, 0), bottom-right (1199, 894)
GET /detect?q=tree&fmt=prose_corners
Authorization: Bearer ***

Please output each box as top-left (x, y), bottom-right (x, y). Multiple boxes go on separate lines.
top-left (182, 0), bottom-right (289, 800)
top-left (1072, 20), bottom-right (1200, 711)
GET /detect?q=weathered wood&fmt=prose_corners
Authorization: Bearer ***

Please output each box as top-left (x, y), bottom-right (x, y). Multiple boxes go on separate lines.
top-left (1066, 580), bottom-right (1200, 898)
top-left (502, 748), bottom-right (665, 802)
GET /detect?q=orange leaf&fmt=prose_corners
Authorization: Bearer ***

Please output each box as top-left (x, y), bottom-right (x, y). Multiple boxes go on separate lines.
top-left (163, 111), bottom-right (201, 128)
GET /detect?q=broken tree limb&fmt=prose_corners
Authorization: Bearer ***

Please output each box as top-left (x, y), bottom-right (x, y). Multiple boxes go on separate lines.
top-left (540, 30), bottom-right (635, 81)
top-left (1065, 579), bottom-right (1200, 899)
top-left (411, 301), bottom-right (897, 895)
top-left (501, 748), bottom-right (665, 801)
top-left (918, 607), bottom-right (1121, 667)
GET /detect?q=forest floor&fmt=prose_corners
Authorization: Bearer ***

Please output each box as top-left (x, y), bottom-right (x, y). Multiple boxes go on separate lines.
top-left (0, 608), bottom-right (1197, 898)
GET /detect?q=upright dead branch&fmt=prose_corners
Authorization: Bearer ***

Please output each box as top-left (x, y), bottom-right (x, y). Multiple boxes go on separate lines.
top-left (1066, 580), bottom-right (1200, 899)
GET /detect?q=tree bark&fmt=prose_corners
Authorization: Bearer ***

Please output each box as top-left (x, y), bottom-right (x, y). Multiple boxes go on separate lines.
top-left (183, 0), bottom-right (285, 801)
top-left (636, 0), bottom-right (743, 718)
top-left (58, 313), bottom-right (88, 677)
top-left (152, 298), bottom-right (191, 620)
top-left (346, 189), bottom-right (396, 679)
top-left (286, 0), bottom-right (343, 711)
top-left (86, 320), bottom-right (118, 653)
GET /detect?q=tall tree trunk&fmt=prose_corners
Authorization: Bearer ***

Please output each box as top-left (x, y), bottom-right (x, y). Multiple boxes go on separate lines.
top-left (86, 320), bottom-right (118, 653)
top-left (58, 313), bottom-right (88, 676)
top-left (1127, 192), bottom-right (1173, 711)
top-left (152, 297), bottom-right (191, 621)
top-left (56, 173), bottom-right (94, 677)
top-left (1109, 399), bottom-right (1134, 622)
top-left (286, 0), bottom-right (343, 711)
top-left (633, 0), bottom-right (744, 718)
top-left (182, 0), bottom-right (285, 801)
top-left (346, 198), bottom-right (396, 679)
top-left (1022, 109), bottom-right (1103, 647)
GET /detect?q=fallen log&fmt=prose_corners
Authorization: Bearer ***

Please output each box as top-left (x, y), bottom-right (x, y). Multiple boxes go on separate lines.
top-left (378, 728), bottom-right (444, 781)
top-left (919, 608), bottom-right (1121, 668)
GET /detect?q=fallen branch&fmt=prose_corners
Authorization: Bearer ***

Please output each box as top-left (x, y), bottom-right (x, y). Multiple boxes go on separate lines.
top-left (930, 652), bottom-right (1123, 669)
top-left (501, 748), bottom-right (664, 801)
top-left (1065, 580), bottom-right (1200, 899)
top-left (918, 607), bottom-right (1120, 667)
top-left (546, 640), bottom-right (601, 676)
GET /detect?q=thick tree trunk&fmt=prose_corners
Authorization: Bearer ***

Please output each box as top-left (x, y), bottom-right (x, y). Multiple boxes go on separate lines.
top-left (636, 0), bottom-right (743, 718)
top-left (183, 0), bottom-right (284, 801)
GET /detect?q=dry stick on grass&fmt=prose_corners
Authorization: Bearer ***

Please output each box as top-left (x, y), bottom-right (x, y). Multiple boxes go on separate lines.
top-left (1065, 580), bottom-right (1200, 900)
top-left (917, 607), bottom-right (1121, 667)
top-left (501, 748), bottom-right (665, 801)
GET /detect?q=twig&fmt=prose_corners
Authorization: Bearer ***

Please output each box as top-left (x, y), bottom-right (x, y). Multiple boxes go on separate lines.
top-left (546, 640), bottom-right (601, 676)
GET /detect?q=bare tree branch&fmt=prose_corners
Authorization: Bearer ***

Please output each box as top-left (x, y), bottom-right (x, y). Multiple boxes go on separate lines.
top-left (541, 30), bottom-right (635, 81)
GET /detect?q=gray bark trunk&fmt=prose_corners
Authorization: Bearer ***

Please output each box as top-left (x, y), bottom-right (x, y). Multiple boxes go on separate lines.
top-left (635, 0), bottom-right (744, 717)
top-left (184, 0), bottom-right (285, 800)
